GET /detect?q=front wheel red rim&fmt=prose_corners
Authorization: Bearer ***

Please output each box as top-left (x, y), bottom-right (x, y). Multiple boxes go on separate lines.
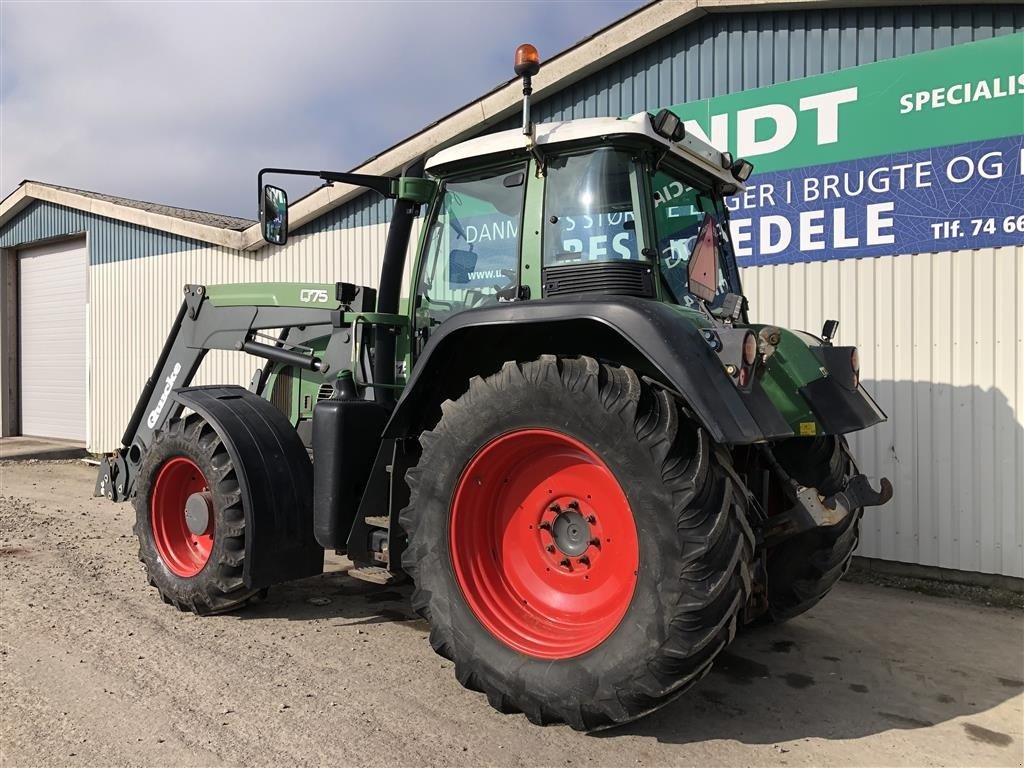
top-left (150, 457), bottom-right (214, 577)
top-left (449, 429), bottom-right (639, 659)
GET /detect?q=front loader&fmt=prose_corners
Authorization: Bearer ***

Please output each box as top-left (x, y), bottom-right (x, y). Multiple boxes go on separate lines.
top-left (97, 44), bottom-right (892, 730)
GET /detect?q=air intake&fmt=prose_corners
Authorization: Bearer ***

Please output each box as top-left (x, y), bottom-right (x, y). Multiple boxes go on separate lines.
top-left (542, 261), bottom-right (655, 298)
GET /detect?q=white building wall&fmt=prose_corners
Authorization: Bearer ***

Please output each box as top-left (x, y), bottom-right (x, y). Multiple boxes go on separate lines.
top-left (87, 220), bottom-right (416, 454)
top-left (89, 231), bottom-right (1022, 578)
top-left (742, 245), bottom-right (1023, 578)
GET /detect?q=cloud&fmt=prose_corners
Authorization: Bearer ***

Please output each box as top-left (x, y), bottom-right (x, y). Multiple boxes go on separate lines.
top-left (1, 0), bottom-right (644, 217)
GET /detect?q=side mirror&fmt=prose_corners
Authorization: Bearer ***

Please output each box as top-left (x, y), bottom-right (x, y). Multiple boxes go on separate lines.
top-left (448, 249), bottom-right (478, 284)
top-left (688, 215), bottom-right (719, 303)
top-left (261, 185), bottom-right (288, 245)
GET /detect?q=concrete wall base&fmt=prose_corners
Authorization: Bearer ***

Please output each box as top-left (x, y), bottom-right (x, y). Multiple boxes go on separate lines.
top-left (850, 556), bottom-right (1024, 595)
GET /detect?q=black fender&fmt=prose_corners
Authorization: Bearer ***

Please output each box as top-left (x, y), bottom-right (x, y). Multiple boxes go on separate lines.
top-left (173, 386), bottom-right (323, 589)
top-left (386, 296), bottom-right (794, 445)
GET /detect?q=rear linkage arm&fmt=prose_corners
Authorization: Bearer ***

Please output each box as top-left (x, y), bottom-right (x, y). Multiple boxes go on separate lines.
top-left (94, 283), bottom-right (358, 503)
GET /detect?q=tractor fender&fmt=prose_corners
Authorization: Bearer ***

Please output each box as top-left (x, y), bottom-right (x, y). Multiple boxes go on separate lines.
top-left (173, 386), bottom-right (323, 589)
top-left (385, 296), bottom-right (793, 445)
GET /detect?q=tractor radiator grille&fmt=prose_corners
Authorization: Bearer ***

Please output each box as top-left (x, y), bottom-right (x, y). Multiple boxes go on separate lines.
top-left (542, 261), bottom-right (655, 298)
top-left (269, 370), bottom-right (294, 417)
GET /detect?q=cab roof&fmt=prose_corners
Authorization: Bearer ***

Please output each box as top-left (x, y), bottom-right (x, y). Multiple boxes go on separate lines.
top-left (425, 112), bottom-right (745, 190)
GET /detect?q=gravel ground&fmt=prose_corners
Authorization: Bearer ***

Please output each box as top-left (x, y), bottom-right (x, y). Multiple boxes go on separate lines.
top-left (1, 460), bottom-right (1022, 767)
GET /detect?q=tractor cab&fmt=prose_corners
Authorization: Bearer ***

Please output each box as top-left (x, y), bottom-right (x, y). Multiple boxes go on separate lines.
top-left (412, 110), bottom-right (754, 338)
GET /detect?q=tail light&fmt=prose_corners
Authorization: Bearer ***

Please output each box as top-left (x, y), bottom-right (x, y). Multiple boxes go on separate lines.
top-left (742, 333), bottom-right (757, 366)
top-left (715, 329), bottom-right (759, 391)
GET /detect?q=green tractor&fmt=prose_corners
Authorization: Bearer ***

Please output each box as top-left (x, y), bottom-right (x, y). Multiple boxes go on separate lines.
top-left (96, 46), bottom-right (891, 730)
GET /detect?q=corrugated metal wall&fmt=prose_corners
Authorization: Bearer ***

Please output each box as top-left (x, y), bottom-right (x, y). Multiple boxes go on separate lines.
top-left (325, 4), bottom-right (1024, 231)
top-left (3, 3), bottom-right (1021, 577)
top-left (513, 4), bottom-right (1023, 123)
top-left (0, 201), bottom-right (205, 262)
top-left (741, 247), bottom-right (1023, 578)
top-left (87, 222), bottom-right (420, 452)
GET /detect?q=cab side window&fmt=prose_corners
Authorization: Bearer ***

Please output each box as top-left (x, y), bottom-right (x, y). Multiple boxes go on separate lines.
top-left (542, 148), bottom-right (640, 265)
top-left (416, 165), bottom-right (526, 326)
top-left (650, 168), bottom-right (731, 306)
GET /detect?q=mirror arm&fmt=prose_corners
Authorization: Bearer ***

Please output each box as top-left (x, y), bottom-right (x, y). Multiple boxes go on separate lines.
top-left (317, 171), bottom-right (399, 199)
top-left (258, 167), bottom-right (399, 212)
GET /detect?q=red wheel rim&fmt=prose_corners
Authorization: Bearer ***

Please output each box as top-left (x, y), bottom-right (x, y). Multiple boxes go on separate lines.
top-left (449, 429), bottom-right (639, 659)
top-left (150, 457), bottom-right (214, 577)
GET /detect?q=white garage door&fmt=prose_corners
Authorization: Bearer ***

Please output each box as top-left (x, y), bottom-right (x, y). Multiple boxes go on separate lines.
top-left (19, 239), bottom-right (88, 441)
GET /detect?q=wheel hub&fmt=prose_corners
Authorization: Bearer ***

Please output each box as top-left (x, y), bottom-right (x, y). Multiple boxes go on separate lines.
top-left (550, 508), bottom-right (590, 556)
top-left (184, 491), bottom-right (213, 536)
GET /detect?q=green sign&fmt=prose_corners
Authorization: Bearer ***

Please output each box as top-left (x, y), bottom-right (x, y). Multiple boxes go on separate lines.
top-left (654, 34), bottom-right (1024, 265)
top-left (668, 33), bottom-right (1024, 173)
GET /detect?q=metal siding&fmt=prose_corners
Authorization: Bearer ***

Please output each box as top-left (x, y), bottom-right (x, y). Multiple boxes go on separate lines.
top-left (741, 246), bottom-right (1024, 579)
top-left (276, 5), bottom-right (1023, 578)
top-left (0, 201), bottom-right (204, 264)
top-left (4, 3), bottom-right (1020, 578)
top-left (479, 4), bottom-right (1024, 130)
top-left (86, 219), bottom-right (422, 454)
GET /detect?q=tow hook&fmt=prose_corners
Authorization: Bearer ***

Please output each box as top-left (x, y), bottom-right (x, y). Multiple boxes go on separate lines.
top-left (764, 473), bottom-right (893, 546)
top-left (825, 474), bottom-right (893, 513)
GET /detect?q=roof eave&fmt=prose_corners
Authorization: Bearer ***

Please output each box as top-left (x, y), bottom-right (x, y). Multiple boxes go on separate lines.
top-left (0, 182), bottom-right (248, 250)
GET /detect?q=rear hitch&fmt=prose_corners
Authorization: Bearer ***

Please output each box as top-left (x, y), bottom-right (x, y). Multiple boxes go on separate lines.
top-left (827, 473), bottom-right (893, 513)
top-left (763, 469), bottom-right (893, 547)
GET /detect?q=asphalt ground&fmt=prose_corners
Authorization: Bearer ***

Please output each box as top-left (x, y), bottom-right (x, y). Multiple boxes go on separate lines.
top-left (1, 460), bottom-right (1022, 767)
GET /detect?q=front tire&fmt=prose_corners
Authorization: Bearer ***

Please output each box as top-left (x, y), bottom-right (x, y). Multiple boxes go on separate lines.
top-left (401, 356), bottom-right (753, 730)
top-left (133, 414), bottom-right (262, 615)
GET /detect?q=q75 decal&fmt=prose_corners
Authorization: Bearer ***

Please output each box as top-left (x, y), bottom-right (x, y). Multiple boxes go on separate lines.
top-left (299, 288), bottom-right (330, 303)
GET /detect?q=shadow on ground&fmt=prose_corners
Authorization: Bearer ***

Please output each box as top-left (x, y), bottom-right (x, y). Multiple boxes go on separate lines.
top-left (237, 566), bottom-right (1023, 749)
top-left (238, 567), bottom-right (426, 631)
top-left (597, 587), bottom-right (1023, 748)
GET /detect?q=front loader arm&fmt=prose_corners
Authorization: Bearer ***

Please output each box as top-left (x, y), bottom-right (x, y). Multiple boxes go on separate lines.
top-left (95, 283), bottom-right (358, 502)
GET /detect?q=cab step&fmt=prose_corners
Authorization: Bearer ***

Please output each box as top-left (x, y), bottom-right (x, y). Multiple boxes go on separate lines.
top-left (348, 564), bottom-right (406, 586)
top-left (364, 516), bottom-right (390, 528)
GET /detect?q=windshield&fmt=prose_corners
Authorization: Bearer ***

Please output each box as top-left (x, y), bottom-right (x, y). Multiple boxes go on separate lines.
top-left (543, 148), bottom-right (641, 265)
top-left (650, 165), bottom-right (739, 308)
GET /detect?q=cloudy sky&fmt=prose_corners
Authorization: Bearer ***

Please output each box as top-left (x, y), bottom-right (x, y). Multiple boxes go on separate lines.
top-left (1, 1), bottom-right (645, 219)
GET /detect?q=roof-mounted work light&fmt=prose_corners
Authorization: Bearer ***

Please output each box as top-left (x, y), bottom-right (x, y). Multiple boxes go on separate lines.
top-left (651, 108), bottom-right (685, 142)
top-left (731, 158), bottom-right (754, 182)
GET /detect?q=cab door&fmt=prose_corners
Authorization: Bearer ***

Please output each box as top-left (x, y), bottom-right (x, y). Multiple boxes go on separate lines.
top-left (410, 162), bottom-right (529, 356)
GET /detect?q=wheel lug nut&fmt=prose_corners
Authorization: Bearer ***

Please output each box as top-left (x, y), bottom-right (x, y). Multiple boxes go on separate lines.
top-left (586, 515), bottom-right (596, 524)
top-left (538, 521), bottom-right (551, 531)
top-left (589, 537), bottom-right (601, 547)
top-left (549, 503), bottom-right (561, 513)
top-left (579, 555), bottom-right (590, 566)
top-left (559, 558), bottom-right (571, 568)
top-left (546, 544), bottom-right (556, 553)
top-left (568, 500), bottom-right (580, 510)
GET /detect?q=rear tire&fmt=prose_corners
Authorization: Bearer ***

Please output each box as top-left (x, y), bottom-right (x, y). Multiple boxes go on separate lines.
top-left (765, 435), bottom-right (862, 621)
top-left (401, 355), bottom-right (753, 730)
top-left (133, 414), bottom-right (262, 615)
